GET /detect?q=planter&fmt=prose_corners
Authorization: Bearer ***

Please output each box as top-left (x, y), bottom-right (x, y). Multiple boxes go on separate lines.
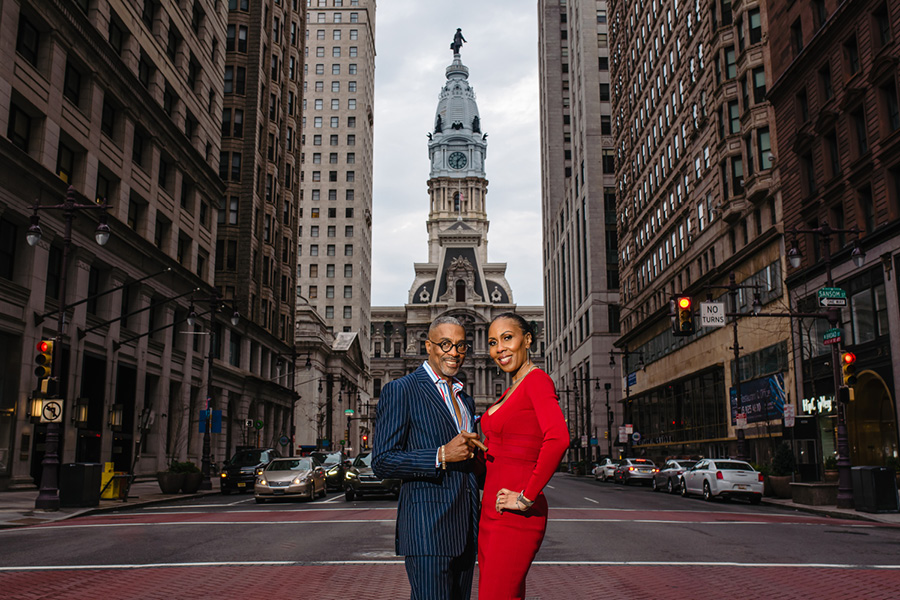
top-left (824, 469), bottom-right (839, 482)
top-left (157, 472), bottom-right (185, 494)
top-left (790, 482), bottom-right (838, 506)
top-left (767, 475), bottom-right (793, 499)
top-left (181, 472), bottom-right (203, 493)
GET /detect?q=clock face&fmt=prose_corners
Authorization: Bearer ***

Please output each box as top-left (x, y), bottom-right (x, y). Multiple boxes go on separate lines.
top-left (448, 152), bottom-right (468, 169)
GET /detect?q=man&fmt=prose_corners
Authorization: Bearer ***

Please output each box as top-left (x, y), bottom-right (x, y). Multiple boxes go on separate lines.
top-left (373, 316), bottom-right (482, 600)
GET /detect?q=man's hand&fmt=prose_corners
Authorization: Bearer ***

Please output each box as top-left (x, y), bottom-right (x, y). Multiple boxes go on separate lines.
top-left (444, 431), bottom-right (483, 462)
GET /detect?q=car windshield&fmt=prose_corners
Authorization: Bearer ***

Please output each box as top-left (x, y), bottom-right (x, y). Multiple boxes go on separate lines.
top-left (268, 459), bottom-right (312, 472)
top-left (677, 461), bottom-right (697, 468)
top-left (312, 452), bottom-right (341, 466)
top-left (353, 453), bottom-right (372, 467)
top-left (229, 450), bottom-right (263, 466)
top-left (715, 461), bottom-right (753, 471)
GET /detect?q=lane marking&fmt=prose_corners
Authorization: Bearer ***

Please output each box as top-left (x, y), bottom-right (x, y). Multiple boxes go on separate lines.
top-left (119, 506), bottom-right (398, 516)
top-left (545, 485), bottom-right (555, 490)
top-left (2, 560), bottom-right (900, 571)
top-left (2, 520), bottom-right (396, 533)
top-left (584, 498), bottom-right (600, 504)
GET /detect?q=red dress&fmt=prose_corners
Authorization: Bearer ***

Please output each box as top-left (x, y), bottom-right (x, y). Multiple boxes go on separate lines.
top-left (477, 369), bottom-right (569, 599)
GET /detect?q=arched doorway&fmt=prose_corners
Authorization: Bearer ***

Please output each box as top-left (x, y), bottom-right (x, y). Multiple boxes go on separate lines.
top-left (455, 279), bottom-right (466, 301)
top-left (846, 371), bottom-right (898, 466)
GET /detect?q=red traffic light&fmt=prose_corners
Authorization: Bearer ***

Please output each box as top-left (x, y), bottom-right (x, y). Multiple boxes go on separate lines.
top-left (677, 297), bottom-right (691, 309)
top-left (37, 340), bottom-right (52, 353)
top-left (841, 352), bottom-right (857, 366)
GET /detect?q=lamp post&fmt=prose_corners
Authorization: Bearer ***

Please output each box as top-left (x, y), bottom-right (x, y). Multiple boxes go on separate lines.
top-left (187, 295), bottom-right (240, 490)
top-left (27, 186), bottom-right (111, 511)
top-left (604, 383), bottom-right (613, 457)
top-left (573, 377), bottom-right (606, 463)
top-left (609, 346), bottom-right (644, 458)
top-left (786, 222), bottom-right (865, 509)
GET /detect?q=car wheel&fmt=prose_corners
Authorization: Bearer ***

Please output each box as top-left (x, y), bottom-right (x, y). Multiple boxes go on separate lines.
top-left (703, 481), bottom-right (713, 502)
top-left (345, 489), bottom-right (355, 502)
top-left (318, 483), bottom-right (327, 498)
top-left (680, 478), bottom-right (688, 497)
top-left (667, 478), bottom-right (675, 494)
top-left (651, 478), bottom-right (659, 492)
top-left (749, 495), bottom-right (761, 505)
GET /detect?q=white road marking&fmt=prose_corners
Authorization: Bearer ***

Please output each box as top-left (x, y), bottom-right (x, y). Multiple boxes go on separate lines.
top-left (2, 560), bottom-right (899, 571)
top-left (545, 485), bottom-right (555, 489)
top-left (3, 519), bottom-right (396, 532)
top-left (584, 497), bottom-right (600, 504)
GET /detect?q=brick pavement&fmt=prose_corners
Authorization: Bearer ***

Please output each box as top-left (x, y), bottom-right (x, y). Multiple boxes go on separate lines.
top-left (2, 564), bottom-right (900, 599)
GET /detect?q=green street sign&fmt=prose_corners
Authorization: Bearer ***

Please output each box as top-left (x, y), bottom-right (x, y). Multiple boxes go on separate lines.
top-left (344, 409), bottom-right (354, 415)
top-left (254, 419), bottom-right (264, 430)
top-left (818, 287), bottom-right (847, 299)
top-left (823, 327), bottom-right (842, 345)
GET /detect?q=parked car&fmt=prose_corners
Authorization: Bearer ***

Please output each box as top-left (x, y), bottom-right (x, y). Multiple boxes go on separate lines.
top-left (680, 458), bottom-right (763, 504)
top-left (221, 448), bottom-right (281, 493)
top-left (652, 459), bottom-right (697, 493)
top-left (255, 457), bottom-right (327, 503)
top-left (614, 458), bottom-right (658, 485)
top-left (312, 451), bottom-right (350, 490)
top-left (343, 452), bottom-right (401, 501)
top-left (593, 458), bottom-right (619, 481)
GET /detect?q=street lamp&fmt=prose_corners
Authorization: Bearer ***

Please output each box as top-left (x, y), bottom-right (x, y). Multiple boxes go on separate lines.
top-left (573, 377), bottom-right (607, 463)
top-left (28, 186), bottom-right (111, 511)
top-left (604, 383), bottom-right (613, 457)
top-left (609, 346), bottom-right (644, 458)
top-left (187, 294), bottom-right (240, 491)
top-left (786, 222), bottom-right (865, 509)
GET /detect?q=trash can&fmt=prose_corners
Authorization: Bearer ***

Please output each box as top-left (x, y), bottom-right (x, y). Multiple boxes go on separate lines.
top-left (59, 463), bottom-right (103, 508)
top-left (852, 466), bottom-right (900, 513)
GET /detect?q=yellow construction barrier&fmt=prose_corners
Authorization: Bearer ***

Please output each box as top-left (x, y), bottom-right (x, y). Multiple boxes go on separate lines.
top-left (100, 462), bottom-right (125, 499)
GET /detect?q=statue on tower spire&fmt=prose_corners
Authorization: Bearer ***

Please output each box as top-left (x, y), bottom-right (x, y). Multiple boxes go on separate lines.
top-left (450, 28), bottom-right (467, 55)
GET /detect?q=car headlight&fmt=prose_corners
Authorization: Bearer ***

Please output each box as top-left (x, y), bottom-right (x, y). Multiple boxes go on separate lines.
top-left (259, 479), bottom-right (267, 486)
top-left (220, 473), bottom-right (227, 478)
top-left (292, 476), bottom-right (304, 485)
top-left (345, 471), bottom-right (357, 480)
top-left (327, 466), bottom-right (339, 474)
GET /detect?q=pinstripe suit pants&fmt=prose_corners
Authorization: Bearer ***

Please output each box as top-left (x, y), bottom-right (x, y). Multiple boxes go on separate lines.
top-left (404, 531), bottom-right (476, 600)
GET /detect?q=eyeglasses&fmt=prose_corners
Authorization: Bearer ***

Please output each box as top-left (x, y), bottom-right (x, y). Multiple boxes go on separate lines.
top-left (428, 339), bottom-right (469, 354)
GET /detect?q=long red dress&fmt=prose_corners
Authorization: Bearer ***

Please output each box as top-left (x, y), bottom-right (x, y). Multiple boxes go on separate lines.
top-left (477, 368), bottom-right (569, 599)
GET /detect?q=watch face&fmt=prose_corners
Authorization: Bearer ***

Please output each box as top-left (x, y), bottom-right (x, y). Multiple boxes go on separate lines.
top-left (448, 152), bottom-right (468, 169)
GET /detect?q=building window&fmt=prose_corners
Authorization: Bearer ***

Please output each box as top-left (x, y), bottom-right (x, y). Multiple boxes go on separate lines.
top-left (7, 104), bottom-right (33, 152)
top-left (852, 108), bottom-right (869, 155)
top-left (844, 35), bottom-right (860, 76)
top-left (57, 141), bottom-right (76, 183)
top-left (16, 14), bottom-right (40, 67)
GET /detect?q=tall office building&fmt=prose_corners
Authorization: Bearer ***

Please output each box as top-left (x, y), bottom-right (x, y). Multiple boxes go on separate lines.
top-left (538, 0), bottom-right (620, 462)
top-left (0, 0), bottom-right (267, 488)
top-left (297, 0), bottom-right (375, 352)
top-left (608, 0), bottom-right (791, 463)
top-left (767, 0), bottom-right (900, 470)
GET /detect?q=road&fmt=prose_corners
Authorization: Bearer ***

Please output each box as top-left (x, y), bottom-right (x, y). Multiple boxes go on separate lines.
top-left (2, 474), bottom-right (899, 598)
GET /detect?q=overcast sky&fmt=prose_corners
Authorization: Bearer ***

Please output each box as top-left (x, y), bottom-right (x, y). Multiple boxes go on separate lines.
top-left (370, 1), bottom-right (543, 307)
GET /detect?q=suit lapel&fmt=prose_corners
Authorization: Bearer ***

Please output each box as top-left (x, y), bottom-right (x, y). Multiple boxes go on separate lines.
top-left (414, 365), bottom-right (460, 432)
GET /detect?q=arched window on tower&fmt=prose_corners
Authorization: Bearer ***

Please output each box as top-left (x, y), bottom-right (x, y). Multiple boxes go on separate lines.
top-left (453, 192), bottom-right (461, 213)
top-left (455, 279), bottom-right (466, 302)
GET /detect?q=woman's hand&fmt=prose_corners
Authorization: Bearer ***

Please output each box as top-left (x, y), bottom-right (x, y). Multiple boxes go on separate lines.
top-left (495, 487), bottom-right (528, 513)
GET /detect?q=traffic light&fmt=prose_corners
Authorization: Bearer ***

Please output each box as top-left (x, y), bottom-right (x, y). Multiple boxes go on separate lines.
top-left (673, 296), bottom-right (694, 336)
top-left (362, 434), bottom-right (368, 448)
top-left (34, 340), bottom-right (54, 379)
top-left (841, 352), bottom-right (857, 386)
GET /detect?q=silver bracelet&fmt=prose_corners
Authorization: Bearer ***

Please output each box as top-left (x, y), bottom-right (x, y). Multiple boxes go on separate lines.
top-left (517, 492), bottom-right (534, 509)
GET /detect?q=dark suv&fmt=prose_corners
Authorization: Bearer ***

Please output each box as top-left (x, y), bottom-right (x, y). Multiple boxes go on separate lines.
top-left (311, 451), bottom-right (350, 490)
top-left (221, 448), bottom-right (281, 493)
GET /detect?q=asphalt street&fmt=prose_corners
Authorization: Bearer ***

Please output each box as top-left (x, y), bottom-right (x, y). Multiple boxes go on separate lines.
top-left (1, 474), bottom-right (899, 598)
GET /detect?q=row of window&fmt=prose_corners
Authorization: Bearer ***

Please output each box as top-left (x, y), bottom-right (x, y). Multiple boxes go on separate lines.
top-left (311, 11), bottom-right (361, 23)
top-left (309, 46), bottom-right (360, 57)
top-left (298, 225), bottom-right (355, 237)
top-left (300, 245), bottom-right (355, 259)
top-left (310, 116), bottom-right (357, 128)
top-left (306, 170), bottom-right (356, 182)
top-left (309, 79), bottom-right (359, 93)
top-left (308, 98), bottom-right (358, 110)
top-left (313, 29), bottom-right (360, 40)
top-left (303, 283), bottom-right (354, 298)
top-left (307, 152), bottom-right (356, 164)
top-left (307, 188), bottom-right (356, 201)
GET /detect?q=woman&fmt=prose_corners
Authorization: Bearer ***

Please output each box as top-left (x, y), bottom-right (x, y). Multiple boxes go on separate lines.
top-left (477, 312), bottom-right (569, 599)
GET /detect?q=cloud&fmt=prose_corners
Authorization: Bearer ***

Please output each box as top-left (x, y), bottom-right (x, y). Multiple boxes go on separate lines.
top-left (371, 1), bottom-right (543, 307)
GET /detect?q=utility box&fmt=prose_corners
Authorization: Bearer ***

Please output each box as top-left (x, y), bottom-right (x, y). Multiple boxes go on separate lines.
top-left (100, 462), bottom-right (125, 500)
top-left (851, 466), bottom-right (900, 513)
top-left (59, 463), bottom-right (102, 508)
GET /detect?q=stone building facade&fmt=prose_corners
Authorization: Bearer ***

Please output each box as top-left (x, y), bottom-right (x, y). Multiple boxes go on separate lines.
top-left (767, 0), bottom-right (900, 471)
top-left (0, 0), bottom-right (303, 490)
top-left (607, 0), bottom-right (793, 464)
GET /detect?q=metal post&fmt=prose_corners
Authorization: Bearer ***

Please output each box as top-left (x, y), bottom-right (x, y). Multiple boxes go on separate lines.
top-left (624, 346), bottom-right (632, 459)
top-left (199, 313), bottom-right (215, 490)
top-left (585, 384), bottom-right (593, 463)
top-left (605, 383), bottom-right (612, 457)
top-left (730, 272), bottom-right (747, 461)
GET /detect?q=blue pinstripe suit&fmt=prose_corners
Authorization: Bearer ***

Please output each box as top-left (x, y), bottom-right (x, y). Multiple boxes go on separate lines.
top-left (372, 365), bottom-right (480, 600)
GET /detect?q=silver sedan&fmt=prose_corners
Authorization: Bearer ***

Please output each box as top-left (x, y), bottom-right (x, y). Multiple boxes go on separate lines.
top-left (652, 459), bottom-right (697, 493)
top-left (255, 457), bottom-right (327, 503)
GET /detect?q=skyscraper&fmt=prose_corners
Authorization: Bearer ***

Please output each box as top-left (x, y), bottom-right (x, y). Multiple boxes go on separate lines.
top-left (297, 0), bottom-right (375, 351)
top-left (538, 0), bottom-right (620, 462)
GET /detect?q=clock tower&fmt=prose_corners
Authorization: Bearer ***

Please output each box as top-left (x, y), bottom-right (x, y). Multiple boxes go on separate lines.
top-left (425, 48), bottom-right (490, 264)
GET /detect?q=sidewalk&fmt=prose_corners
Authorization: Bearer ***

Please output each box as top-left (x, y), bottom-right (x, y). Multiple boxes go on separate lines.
top-left (0, 477), bottom-right (222, 529)
top-left (760, 495), bottom-right (900, 525)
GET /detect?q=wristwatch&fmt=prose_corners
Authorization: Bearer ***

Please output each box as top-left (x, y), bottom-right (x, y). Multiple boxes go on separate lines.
top-left (517, 492), bottom-right (534, 509)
